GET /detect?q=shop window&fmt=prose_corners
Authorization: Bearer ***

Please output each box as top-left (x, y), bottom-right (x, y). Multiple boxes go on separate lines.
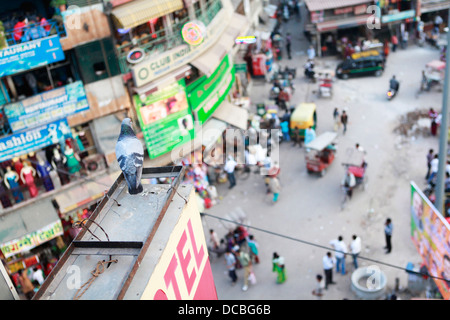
top-left (75, 38), bottom-right (120, 84)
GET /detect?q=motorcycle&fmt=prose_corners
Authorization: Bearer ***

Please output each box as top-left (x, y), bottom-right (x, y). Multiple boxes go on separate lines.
top-left (387, 88), bottom-right (397, 100)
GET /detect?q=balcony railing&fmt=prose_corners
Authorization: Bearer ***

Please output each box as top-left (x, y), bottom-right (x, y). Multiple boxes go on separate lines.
top-left (116, 0), bottom-right (223, 74)
top-left (4, 19), bottom-right (67, 47)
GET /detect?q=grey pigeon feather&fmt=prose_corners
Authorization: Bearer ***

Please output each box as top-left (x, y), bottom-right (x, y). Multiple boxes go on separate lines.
top-left (116, 118), bottom-right (144, 195)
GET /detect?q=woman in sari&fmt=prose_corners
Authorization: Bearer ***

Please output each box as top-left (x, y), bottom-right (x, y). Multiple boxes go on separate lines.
top-left (272, 252), bottom-right (286, 284)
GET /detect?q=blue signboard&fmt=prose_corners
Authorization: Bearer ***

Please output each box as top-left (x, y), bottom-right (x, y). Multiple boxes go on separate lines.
top-left (0, 34), bottom-right (65, 77)
top-left (3, 81), bottom-right (89, 133)
top-left (0, 118), bottom-right (71, 162)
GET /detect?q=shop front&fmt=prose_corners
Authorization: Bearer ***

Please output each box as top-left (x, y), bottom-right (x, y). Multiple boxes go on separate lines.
top-left (0, 198), bottom-right (65, 293)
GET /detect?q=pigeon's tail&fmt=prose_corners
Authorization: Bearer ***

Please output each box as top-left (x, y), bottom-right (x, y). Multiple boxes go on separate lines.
top-left (124, 173), bottom-right (143, 195)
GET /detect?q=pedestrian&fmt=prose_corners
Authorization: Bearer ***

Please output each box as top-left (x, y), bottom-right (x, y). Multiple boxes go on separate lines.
top-left (323, 252), bottom-right (336, 289)
top-left (429, 108), bottom-right (438, 136)
top-left (384, 218), bottom-right (393, 254)
top-left (225, 248), bottom-right (238, 286)
top-left (330, 236), bottom-right (347, 275)
top-left (280, 119), bottom-right (290, 142)
top-left (235, 248), bottom-right (252, 291)
top-left (391, 34), bottom-right (398, 52)
top-left (224, 155), bottom-right (237, 189)
top-left (383, 39), bottom-right (390, 59)
top-left (427, 154), bottom-right (439, 184)
top-left (333, 108), bottom-right (341, 131)
top-left (401, 31), bottom-right (409, 49)
top-left (307, 45), bottom-right (316, 60)
top-left (17, 269), bottom-right (35, 300)
top-left (291, 126), bottom-right (301, 147)
top-left (268, 175), bottom-right (282, 203)
top-left (356, 143), bottom-right (367, 167)
top-left (31, 267), bottom-right (45, 286)
top-left (426, 149), bottom-right (434, 180)
top-left (349, 235), bottom-right (361, 269)
top-left (312, 274), bottom-right (325, 299)
top-left (247, 235), bottom-right (260, 264)
top-left (13, 17), bottom-right (27, 43)
top-left (286, 32), bottom-right (292, 59)
top-left (304, 126), bottom-right (316, 146)
top-left (340, 110), bottom-right (348, 134)
top-left (272, 252), bottom-right (286, 284)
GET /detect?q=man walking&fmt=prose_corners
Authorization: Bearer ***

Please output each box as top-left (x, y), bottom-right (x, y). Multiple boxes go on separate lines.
top-left (330, 236), bottom-right (347, 275)
top-left (322, 252), bottom-right (336, 289)
top-left (224, 155), bottom-right (237, 189)
top-left (349, 234), bottom-right (361, 269)
top-left (235, 248), bottom-right (252, 291)
top-left (426, 149), bottom-right (434, 180)
top-left (427, 154), bottom-right (439, 184)
top-left (384, 218), bottom-right (393, 254)
top-left (225, 249), bottom-right (238, 285)
top-left (286, 32), bottom-right (292, 59)
top-left (340, 110), bottom-right (348, 134)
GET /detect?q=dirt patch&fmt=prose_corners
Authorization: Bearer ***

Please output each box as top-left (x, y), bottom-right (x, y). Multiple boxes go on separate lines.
top-left (394, 109), bottom-right (432, 137)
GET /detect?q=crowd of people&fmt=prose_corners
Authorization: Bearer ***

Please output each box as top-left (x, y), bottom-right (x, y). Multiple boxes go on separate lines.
top-left (11, 15), bottom-right (52, 45)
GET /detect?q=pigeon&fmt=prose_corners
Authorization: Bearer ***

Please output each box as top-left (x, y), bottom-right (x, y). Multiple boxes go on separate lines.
top-left (116, 118), bottom-right (144, 195)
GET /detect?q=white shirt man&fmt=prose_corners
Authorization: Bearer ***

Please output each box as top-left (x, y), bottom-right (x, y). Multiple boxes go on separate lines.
top-left (350, 235), bottom-right (361, 269)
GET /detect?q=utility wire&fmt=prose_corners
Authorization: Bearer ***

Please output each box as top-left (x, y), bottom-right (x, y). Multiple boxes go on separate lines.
top-left (201, 212), bottom-right (450, 283)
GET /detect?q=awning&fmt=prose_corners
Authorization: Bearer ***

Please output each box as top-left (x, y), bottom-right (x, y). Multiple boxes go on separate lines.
top-left (420, 2), bottom-right (450, 14)
top-left (304, 0), bottom-right (372, 11)
top-left (201, 118), bottom-right (228, 151)
top-left (133, 65), bottom-right (191, 93)
top-left (0, 198), bottom-right (60, 248)
top-left (190, 13), bottom-right (248, 77)
top-left (212, 101), bottom-right (249, 130)
top-left (111, 0), bottom-right (184, 30)
top-left (316, 14), bottom-right (371, 32)
top-left (53, 173), bottom-right (118, 217)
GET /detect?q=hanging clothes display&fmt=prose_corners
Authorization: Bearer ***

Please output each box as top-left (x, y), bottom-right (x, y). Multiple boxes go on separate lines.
top-left (0, 179), bottom-right (12, 209)
top-left (64, 146), bottom-right (81, 174)
top-left (4, 167), bottom-right (23, 203)
top-left (36, 160), bottom-right (55, 192)
top-left (21, 163), bottom-right (38, 198)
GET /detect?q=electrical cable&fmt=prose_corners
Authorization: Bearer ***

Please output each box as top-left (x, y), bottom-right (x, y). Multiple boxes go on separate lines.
top-left (200, 212), bottom-right (450, 283)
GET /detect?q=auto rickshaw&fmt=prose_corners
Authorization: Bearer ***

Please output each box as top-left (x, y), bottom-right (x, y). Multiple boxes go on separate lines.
top-left (304, 131), bottom-right (337, 176)
top-left (290, 102), bottom-right (317, 142)
top-left (421, 60), bottom-right (445, 92)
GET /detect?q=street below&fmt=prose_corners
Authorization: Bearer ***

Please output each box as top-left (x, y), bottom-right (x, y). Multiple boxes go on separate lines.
top-left (202, 15), bottom-right (443, 299)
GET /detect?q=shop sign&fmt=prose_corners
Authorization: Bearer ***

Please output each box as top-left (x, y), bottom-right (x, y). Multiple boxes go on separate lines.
top-left (381, 9), bottom-right (415, 23)
top-left (181, 21), bottom-right (206, 46)
top-left (3, 81), bottom-right (89, 133)
top-left (334, 6), bottom-right (353, 15)
top-left (354, 4), bottom-right (367, 15)
top-left (0, 35), bottom-right (65, 77)
top-left (234, 63), bottom-right (247, 73)
top-left (0, 220), bottom-right (63, 258)
top-left (126, 48), bottom-right (146, 64)
top-left (141, 194), bottom-right (217, 300)
top-left (131, 8), bottom-right (226, 87)
top-left (310, 10), bottom-right (324, 23)
top-left (134, 79), bottom-right (195, 159)
top-left (0, 118), bottom-right (71, 162)
top-left (410, 182), bottom-right (450, 300)
top-left (187, 54), bottom-right (235, 123)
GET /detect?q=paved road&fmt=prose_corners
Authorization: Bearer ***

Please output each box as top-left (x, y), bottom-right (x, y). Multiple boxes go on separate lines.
top-left (202, 15), bottom-right (443, 300)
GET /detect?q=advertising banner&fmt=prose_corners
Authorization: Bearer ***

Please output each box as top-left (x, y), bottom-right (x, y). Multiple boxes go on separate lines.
top-left (0, 118), bottom-right (71, 162)
top-left (0, 220), bottom-right (63, 258)
top-left (134, 79), bottom-right (195, 159)
top-left (3, 81), bottom-right (89, 133)
top-left (410, 181), bottom-right (450, 300)
top-left (141, 188), bottom-right (217, 300)
top-left (187, 54), bottom-right (235, 123)
top-left (0, 35), bottom-right (65, 77)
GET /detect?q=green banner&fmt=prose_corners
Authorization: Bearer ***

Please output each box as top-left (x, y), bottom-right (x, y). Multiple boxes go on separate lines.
top-left (187, 54), bottom-right (235, 123)
top-left (134, 79), bottom-right (195, 159)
